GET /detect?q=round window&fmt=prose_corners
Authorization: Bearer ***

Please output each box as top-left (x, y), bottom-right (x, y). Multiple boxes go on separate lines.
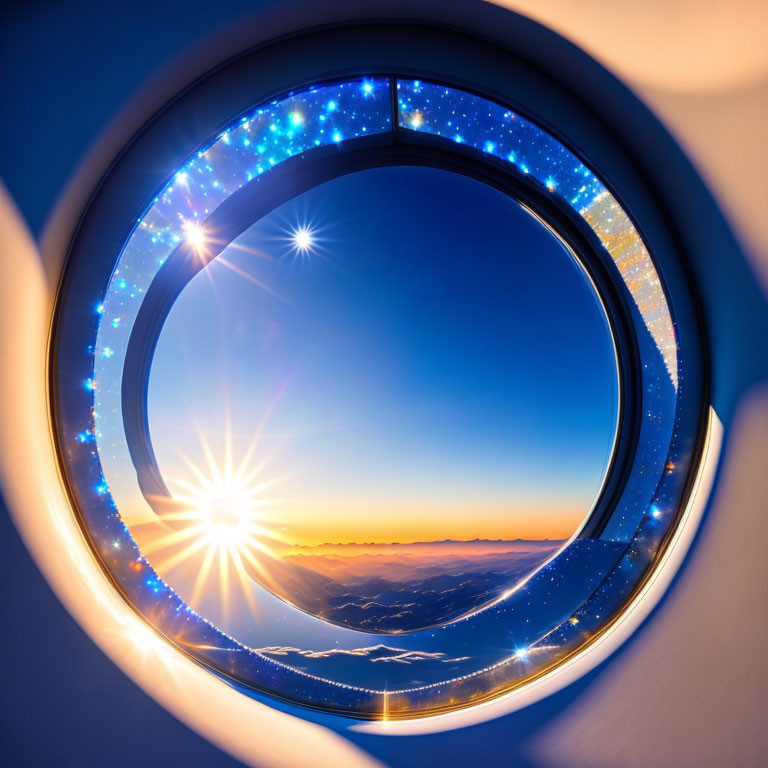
top-left (50, 33), bottom-right (706, 720)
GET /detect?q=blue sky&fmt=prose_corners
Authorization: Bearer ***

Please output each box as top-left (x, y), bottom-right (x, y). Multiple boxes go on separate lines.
top-left (148, 165), bottom-right (618, 544)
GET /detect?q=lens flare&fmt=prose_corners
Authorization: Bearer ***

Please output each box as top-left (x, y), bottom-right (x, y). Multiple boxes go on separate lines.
top-left (134, 433), bottom-right (285, 620)
top-left (182, 220), bottom-right (208, 254)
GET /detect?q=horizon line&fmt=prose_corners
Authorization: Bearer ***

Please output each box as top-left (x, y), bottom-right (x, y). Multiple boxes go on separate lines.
top-left (280, 536), bottom-right (568, 549)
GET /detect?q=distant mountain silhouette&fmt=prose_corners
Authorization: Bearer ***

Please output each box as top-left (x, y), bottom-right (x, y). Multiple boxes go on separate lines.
top-left (243, 538), bottom-right (564, 633)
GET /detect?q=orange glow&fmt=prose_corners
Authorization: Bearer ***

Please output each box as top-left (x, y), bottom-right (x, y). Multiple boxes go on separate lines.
top-left (266, 500), bottom-right (587, 549)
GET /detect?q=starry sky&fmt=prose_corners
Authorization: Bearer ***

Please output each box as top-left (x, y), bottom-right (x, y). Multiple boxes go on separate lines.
top-left (147, 164), bottom-right (619, 546)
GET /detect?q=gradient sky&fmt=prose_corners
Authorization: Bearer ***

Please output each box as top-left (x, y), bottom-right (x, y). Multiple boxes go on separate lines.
top-left (148, 165), bottom-right (618, 546)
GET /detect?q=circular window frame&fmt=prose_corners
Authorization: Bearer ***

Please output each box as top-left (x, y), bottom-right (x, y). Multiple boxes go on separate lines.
top-left (48, 20), bottom-right (710, 722)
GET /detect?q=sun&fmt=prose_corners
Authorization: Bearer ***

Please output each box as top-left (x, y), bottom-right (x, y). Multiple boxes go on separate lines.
top-left (135, 434), bottom-right (285, 619)
top-left (193, 482), bottom-right (255, 547)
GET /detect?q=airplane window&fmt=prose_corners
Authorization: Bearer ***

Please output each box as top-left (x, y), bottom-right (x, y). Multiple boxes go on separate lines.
top-left (50, 76), bottom-right (703, 718)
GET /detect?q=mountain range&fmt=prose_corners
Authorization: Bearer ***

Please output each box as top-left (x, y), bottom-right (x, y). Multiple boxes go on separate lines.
top-left (245, 538), bottom-right (564, 633)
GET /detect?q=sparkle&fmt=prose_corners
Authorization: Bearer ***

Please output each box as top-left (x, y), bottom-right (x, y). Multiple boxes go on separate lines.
top-left (291, 226), bottom-right (315, 255)
top-left (182, 220), bottom-right (207, 254)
